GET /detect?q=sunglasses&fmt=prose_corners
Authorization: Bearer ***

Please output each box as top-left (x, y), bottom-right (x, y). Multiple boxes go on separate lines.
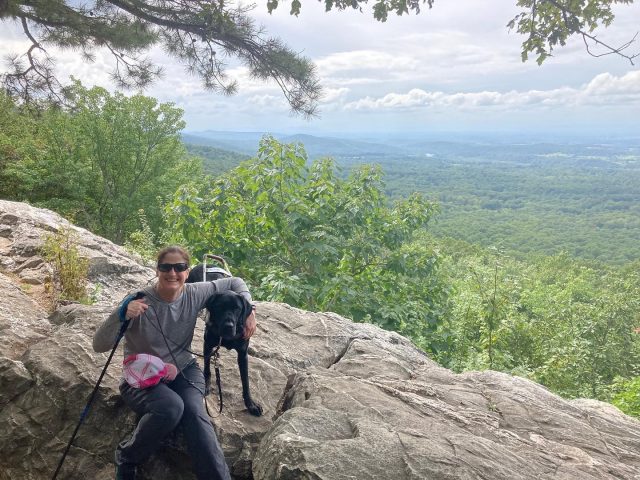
top-left (157, 262), bottom-right (189, 273)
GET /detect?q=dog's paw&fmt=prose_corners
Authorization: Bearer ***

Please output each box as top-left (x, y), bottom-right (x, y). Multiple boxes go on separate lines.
top-left (245, 399), bottom-right (263, 417)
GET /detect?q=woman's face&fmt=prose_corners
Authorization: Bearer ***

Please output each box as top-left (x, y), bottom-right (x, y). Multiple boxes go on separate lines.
top-left (156, 251), bottom-right (190, 295)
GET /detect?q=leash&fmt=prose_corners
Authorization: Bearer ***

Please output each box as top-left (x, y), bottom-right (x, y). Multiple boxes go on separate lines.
top-left (144, 312), bottom-right (205, 359)
top-left (205, 337), bottom-right (224, 417)
top-left (51, 292), bottom-right (144, 480)
top-left (148, 303), bottom-right (205, 397)
top-left (146, 290), bottom-right (226, 416)
top-left (214, 340), bottom-right (224, 413)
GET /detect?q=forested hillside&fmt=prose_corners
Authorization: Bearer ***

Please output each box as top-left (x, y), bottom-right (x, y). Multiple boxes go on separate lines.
top-left (169, 136), bottom-right (640, 417)
top-left (184, 143), bottom-right (250, 175)
top-left (379, 144), bottom-right (640, 265)
top-left (1, 90), bottom-right (639, 418)
top-left (185, 131), bottom-right (640, 265)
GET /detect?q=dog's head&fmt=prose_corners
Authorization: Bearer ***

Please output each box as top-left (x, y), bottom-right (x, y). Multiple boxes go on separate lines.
top-left (204, 291), bottom-right (251, 339)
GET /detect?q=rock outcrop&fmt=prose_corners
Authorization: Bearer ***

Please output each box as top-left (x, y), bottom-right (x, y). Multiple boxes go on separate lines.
top-left (0, 199), bottom-right (638, 480)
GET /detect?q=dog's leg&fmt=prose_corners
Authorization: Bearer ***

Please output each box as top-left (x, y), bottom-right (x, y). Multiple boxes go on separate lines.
top-left (237, 344), bottom-right (262, 416)
top-left (202, 331), bottom-right (217, 396)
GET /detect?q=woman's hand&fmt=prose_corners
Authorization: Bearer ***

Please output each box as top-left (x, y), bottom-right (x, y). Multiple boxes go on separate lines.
top-left (243, 308), bottom-right (257, 339)
top-left (126, 299), bottom-right (148, 320)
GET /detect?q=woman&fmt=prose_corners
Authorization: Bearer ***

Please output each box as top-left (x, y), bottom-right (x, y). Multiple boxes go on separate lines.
top-left (93, 246), bottom-right (256, 480)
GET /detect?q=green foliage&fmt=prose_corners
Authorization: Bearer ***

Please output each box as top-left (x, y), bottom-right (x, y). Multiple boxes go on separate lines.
top-left (371, 146), bottom-right (640, 265)
top-left (124, 209), bottom-right (160, 264)
top-left (0, 85), bottom-right (201, 245)
top-left (42, 228), bottom-right (91, 306)
top-left (167, 136), bottom-right (448, 350)
top-left (610, 376), bottom-right (640, 417)
top-left (438, 243), bottom-right (640, 400)
top-left (0, 93), bottom-right (46, 196)
top-left (508, 0), bottom-right (635, 65)
top-left (184, 144), bottom-right (251, 175)
top-left (4, 90), bottom-right (638, 411)
top-left (167, 136), bottom-right (640, 404)
top-left (66, 82), bottom-right (197, 243)
top-left (271, 0), bottom-right (435, 21)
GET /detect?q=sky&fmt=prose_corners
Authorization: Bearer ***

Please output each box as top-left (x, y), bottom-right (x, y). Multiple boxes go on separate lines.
top-left (1, 1), bottom-right (639, 137)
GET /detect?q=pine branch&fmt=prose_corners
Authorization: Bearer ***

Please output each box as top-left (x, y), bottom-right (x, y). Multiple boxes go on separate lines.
top-left (1, 0), bottom-right (321, 115)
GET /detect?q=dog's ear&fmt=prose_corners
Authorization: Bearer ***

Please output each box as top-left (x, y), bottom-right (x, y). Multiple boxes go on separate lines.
top-left (186, 264), bottom-right (203, 284)
top-left (205, 292), bottom-right (221, 311)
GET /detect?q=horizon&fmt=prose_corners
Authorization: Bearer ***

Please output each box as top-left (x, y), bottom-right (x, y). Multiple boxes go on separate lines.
top-left (183, 128), bottom-right (640, 144)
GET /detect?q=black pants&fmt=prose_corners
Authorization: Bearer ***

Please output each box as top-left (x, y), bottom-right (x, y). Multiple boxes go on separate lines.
top-left (116, 361), bottom-right (231, 480)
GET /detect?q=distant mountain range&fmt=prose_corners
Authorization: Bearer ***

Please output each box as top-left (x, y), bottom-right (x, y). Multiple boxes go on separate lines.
top-left (182, 131), bottom-right (402, 159)
top-left (182, 130), bottom-right (640, 166)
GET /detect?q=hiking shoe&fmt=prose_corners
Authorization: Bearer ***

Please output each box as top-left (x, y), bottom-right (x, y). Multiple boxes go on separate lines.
top-left (115, 463), bottom-right (136, 480)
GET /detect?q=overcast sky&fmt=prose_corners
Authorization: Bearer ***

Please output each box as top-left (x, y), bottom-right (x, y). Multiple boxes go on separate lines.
top-left (1, 1), bottom-right (639, 137)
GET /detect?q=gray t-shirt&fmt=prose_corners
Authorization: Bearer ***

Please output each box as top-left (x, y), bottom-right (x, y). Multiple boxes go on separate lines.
top-left (93, 278), bottom-right (251, 370)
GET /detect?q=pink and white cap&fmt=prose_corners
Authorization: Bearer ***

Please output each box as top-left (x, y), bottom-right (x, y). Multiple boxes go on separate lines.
top-left (123, 354), bottom-right (178, 389)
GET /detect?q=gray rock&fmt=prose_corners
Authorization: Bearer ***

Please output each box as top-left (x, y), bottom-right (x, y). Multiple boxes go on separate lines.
top-left (0, 201), bottom-right (638, 480)
top-left (0, 356), bottom-right (34, 409)
top-left (0, 199), bottom-right (155, 305)
top-left (253, 341), bottom-right (640, 479)
top-left (0, 273), bottom-right (49, 360)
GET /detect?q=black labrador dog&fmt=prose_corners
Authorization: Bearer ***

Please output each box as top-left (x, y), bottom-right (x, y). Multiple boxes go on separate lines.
top-left (187, 265), bottom-right (262, 417)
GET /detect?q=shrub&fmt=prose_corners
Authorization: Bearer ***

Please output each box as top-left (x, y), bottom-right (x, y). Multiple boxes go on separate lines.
top-left (42, 227), bottom-right (90, 306)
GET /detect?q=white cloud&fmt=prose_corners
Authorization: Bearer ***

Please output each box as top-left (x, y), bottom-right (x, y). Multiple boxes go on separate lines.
top-left (245, 93), bottom-right (288, 110)
top-left (316, 50), bottom-right (419, 76)
top-left (583, 71), bottom-right (640, 97)
top-left (321, 87), bottom-right (350, 103)
top-left (343, 70), bottom-right (640, 112)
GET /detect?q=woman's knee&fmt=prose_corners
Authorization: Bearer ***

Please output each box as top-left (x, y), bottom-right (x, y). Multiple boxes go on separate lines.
top-left (141, 391), bottom-right (185, 428)
top-left (180, 394), bottom-right (207, 421)
top-left (157, 396), bottom-right (184, 426)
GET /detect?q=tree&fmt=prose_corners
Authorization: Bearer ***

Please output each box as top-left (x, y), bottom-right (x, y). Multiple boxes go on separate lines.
top-left (0, 91), bottom-right (40, 195)
top-left (0, 0), bottom-right (320, 115)
top-left (66, 82), bottom-right (199, 243)
top-left (0, 83), bottom-right (200, 244)
top-left (167, 136), bottom-right (450, 351)
top-left (439, 245), bottom-right (640, 400)
top-left (1, 1), bottom-right (636, 114)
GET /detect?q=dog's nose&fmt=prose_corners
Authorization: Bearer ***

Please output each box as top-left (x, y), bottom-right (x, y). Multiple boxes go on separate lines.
top-left (221, 322), bottom-right (236, 338)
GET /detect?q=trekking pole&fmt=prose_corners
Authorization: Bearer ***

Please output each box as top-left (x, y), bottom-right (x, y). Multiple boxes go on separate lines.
top-left (51, 292), bottom-right (144, 480)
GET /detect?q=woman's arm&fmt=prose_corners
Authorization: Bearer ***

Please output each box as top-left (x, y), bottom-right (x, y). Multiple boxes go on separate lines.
top-left (243, 307), bottom-right (257, 339)
top-left (212, 277), bottom-right (252, 302)
top-left (92, 308), bottom-right (122, 353)
top-left (92, 294), bottom-right (148, 352)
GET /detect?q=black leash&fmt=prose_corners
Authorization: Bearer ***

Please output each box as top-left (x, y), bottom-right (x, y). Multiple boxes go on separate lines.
top-left (146, 303), bottom-right (205, 397)
top-left (205, 338), bottom-right (224, 417)
top-left (144, 314), bottom-right (204, 358)
top-left (51, 296), bottom-right (140, 480)
top-left (213, 340), bottom-right (223, 413)
top-left (141, 301), bottom-right (223, 417)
